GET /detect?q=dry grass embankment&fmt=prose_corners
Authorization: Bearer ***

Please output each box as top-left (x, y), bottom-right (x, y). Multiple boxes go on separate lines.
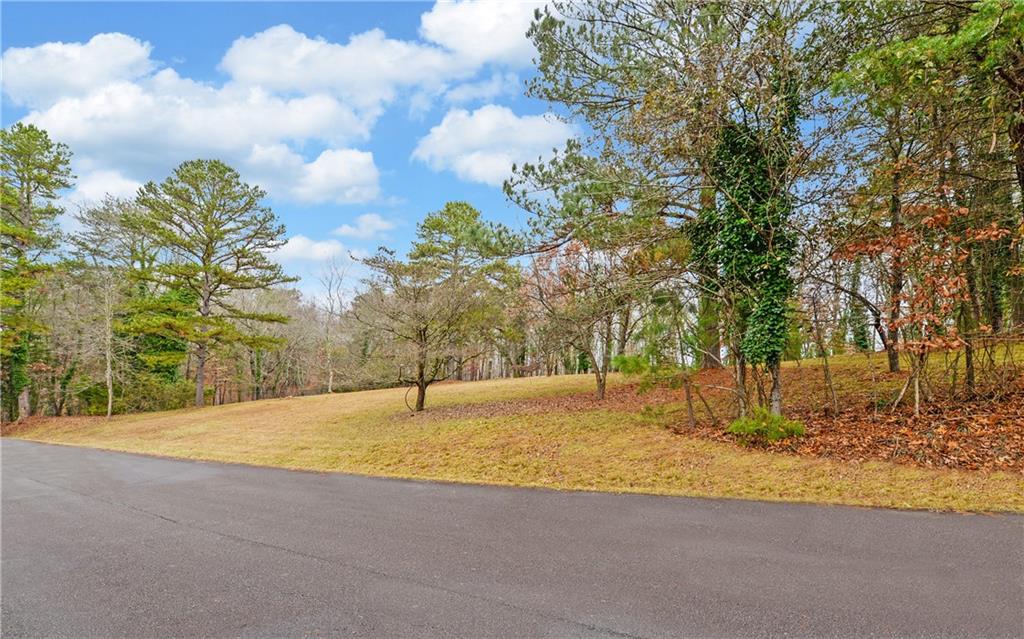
top-left (9, 356), bottom-right (1024, 513)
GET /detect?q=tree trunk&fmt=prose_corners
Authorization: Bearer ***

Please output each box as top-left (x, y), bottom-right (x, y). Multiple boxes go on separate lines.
top-left (886, 173), bottom-right (904, 373)
top-left (52, 375), bottom-right (62, 417)
top-left (1009, 94), bottom-right (1024, 228)
top-left (961, 275), bottom-right (979, 399)
top-left (592, 341), bottom-right (606, 399)
top-left (698, 285), bottom-right (722, 369)
top-left (768, 360), bottom-right (783, 416)
top-left (885, 338), bottom-right (900, 373)
top-left (594, 315), bottom-right (613, 401)
top-left (594, 369), bottom-right (606, 401)
top-left (194, 343), bottom-right (207, 408)
top-left (17, 388), bottom-right (30, 421)
top-left (697, 183), bottom-right (723, 369)
top-left (811, 299), bottom-right (838, 416)
top-left (615, 305), bottom-right (631, 364)
top-left (414, 351), bottom-right (427, 412)
top-left (196, 290), bottom-right (211, 408)
top-left (735, 350), bottom-right (748, 418)
top-left (1009, 98), bottom-right (1024, 326)
top-left (105, 282), bottom-right (114, 419)
top-left (105, 339), bottom-right (113, 420)
top-left (683, 377), bottom-right (696, 428)
top-left (251, 349), bottom-right (262, 401)
top-left (415, 383), bottom-right (426, 412)
top-left (913, 367), bottom-right (921, 417)
top-left (964, 336), bottom-right (975, 398)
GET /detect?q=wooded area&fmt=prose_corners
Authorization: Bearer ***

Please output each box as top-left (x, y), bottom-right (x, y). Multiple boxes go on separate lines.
top-left (2, 0), bottom-right (1022, 441)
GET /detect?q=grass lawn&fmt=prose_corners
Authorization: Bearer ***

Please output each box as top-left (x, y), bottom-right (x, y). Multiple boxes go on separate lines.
top-left (8, 363), bottom-right (1023, 513)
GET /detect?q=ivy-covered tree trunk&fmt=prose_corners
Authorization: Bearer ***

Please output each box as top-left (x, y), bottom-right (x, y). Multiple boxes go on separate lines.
top-left (3, 337), bottom-right (28, 423)
top-left (713, 115), bottom-right (798, 416)
top-left (14, 333), bottom-right (33, 421)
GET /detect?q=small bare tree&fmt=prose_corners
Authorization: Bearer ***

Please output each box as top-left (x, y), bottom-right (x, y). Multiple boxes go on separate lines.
top-left (317, 258), bottom-right (351, 393)
top-left (353, 251), bottom-right (493, 411)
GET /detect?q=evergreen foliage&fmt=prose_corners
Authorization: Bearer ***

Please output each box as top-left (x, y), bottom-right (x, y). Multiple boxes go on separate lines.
top-left (134, 159), bottom-right (295, 406)
top-left (0, 123), bottom-right (73, 421)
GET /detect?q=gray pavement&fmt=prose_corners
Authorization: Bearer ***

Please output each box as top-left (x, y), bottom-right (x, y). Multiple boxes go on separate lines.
top-left (1, 438), bottom-right (1022, 638)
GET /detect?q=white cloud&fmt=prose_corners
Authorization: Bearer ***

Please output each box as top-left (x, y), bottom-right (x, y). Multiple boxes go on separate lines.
top-left (332, 213), bottom-right (396, 239)
top-left (2, 33), bottom-right (154, 108)
top-left (24, 70), bottom-right (368, 175)
top-left (67, 169), bottom-right (142, 204)
top-left (296, 149), bottom-right (380, 204)
top-left (445, 72), bottom-right (520, 104)
top-left (221, 11), bottom-right (539, 112)
top-left (420, 1), bottom-right (542, 67)
top-left (246, 145), bottom-right (380, 204)
top-left (273, 235), bottom-right (347, 262)
top-left (413, 104), bottom-right (573, 185)
top-left (220, 24), bottom-right (467, 114)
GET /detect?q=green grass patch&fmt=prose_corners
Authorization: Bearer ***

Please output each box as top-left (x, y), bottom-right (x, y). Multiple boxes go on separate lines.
top-left (728, 408), bottom-right (806, 444)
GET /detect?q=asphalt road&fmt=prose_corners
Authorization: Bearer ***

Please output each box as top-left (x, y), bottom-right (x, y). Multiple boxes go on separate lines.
top-left (2, 439), bottom-right (1022, 638)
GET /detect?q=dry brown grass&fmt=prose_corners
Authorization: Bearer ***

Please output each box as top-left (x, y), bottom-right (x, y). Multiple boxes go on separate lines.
top-left (9, 363), bottom-right (1023, 513)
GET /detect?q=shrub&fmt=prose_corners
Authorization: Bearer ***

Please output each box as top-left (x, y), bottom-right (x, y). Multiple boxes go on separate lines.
top-left (727, 408), bottom-right (805, 444)
top-left (115, 374), bottom-right (193, 414)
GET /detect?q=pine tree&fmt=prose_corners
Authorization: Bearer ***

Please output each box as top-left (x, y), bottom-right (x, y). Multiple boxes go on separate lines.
top-left (135, 159), bottom-right (294, 407)
top-left (1, 123), bottom-right (73, 422)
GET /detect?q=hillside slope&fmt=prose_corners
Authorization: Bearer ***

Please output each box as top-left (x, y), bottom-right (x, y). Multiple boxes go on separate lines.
top-left (8, 360), bottom-right (1024, 512)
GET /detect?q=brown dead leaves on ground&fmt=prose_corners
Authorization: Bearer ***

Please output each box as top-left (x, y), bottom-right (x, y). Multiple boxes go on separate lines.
top-left (742, 363), bottom-right (1024, 473)
top-left (772, 396), bottom-right (1024, 473)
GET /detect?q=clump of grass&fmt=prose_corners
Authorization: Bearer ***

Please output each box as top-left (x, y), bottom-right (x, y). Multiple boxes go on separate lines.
top-left (727, 408), bottom-right (805, 444)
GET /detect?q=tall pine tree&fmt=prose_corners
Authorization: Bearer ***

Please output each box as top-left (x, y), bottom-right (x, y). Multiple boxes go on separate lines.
top-left (1, 123), bottom-right (73, 422)
top-left (135, 159), bottom-right (294, 407)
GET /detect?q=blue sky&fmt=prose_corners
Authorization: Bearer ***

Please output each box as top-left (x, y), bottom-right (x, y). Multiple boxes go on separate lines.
top-left (2, 1), bottom-right (570, 296)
